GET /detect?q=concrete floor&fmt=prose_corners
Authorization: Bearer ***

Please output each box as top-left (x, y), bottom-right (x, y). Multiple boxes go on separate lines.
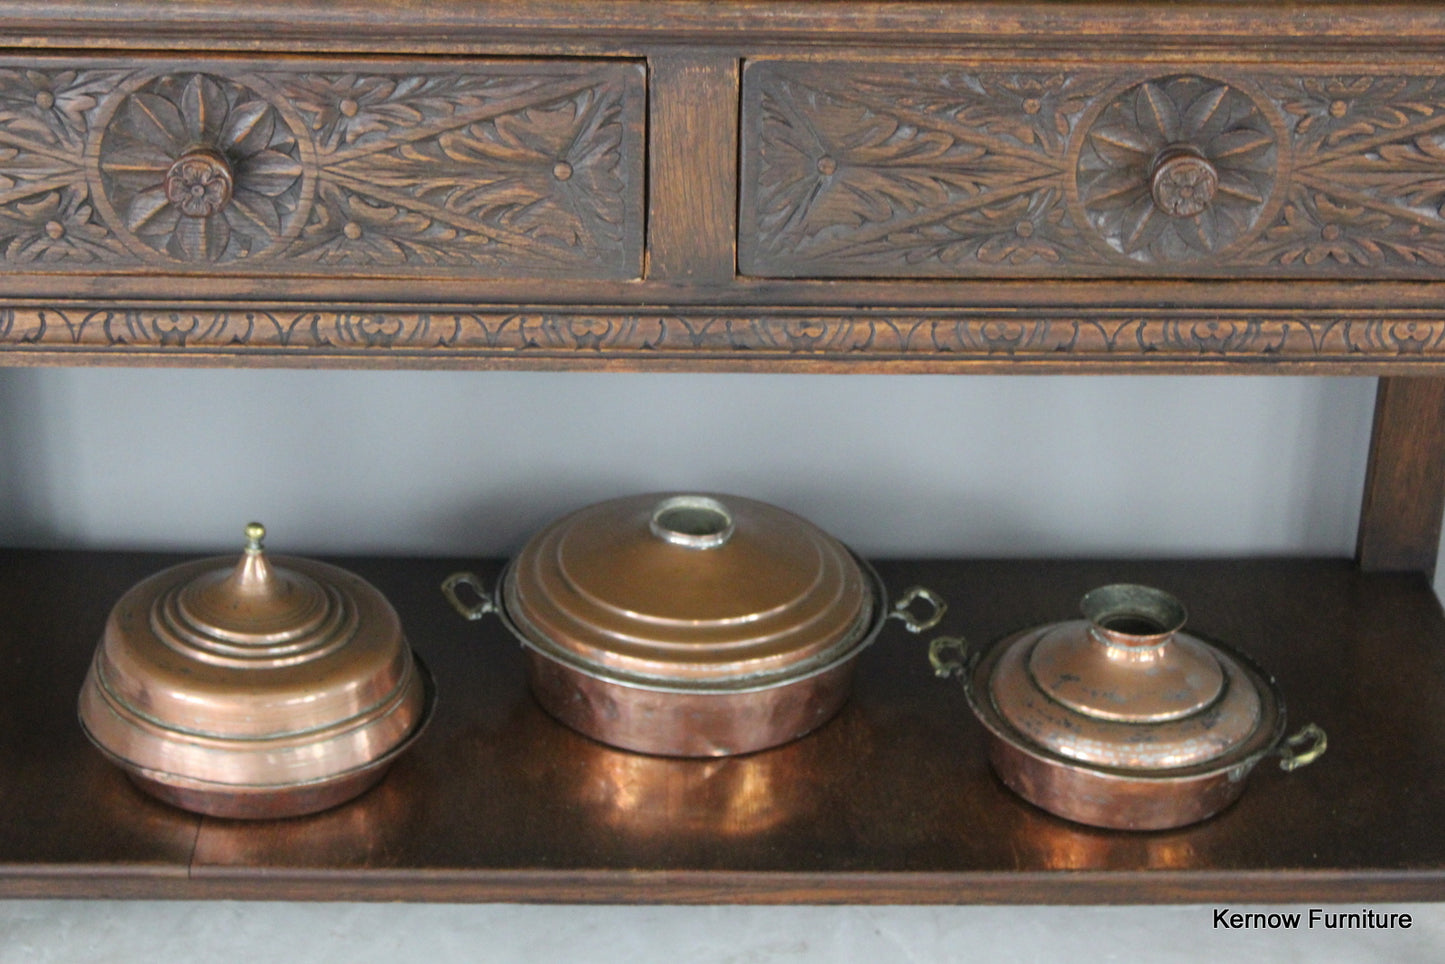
top-left (1, 902), bottom-right (1441, 963)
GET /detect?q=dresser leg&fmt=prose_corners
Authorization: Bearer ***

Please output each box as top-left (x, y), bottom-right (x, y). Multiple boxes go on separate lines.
top-left (1356, 376), bottom-right (1445, 577)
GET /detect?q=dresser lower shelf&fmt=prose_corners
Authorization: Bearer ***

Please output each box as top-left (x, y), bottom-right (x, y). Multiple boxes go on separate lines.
top-left (1, 550), bottom-right (1441, 903)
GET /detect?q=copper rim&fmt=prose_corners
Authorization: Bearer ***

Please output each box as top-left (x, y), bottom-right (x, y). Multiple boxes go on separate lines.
top-left (966, 626), bottom-right (1287, 779)
top-left (496, 553), bottom-right (887, 696)
top-left (81, 657), bottom-right (436, 819)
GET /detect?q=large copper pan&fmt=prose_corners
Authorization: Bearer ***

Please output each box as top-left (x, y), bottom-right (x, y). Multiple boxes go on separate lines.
top-left (930, 584), bottom-right (1325, 830)
top-left (444, 493), bottom-right (944, 757)
top-left (78, 524), bottom-right (433, 819)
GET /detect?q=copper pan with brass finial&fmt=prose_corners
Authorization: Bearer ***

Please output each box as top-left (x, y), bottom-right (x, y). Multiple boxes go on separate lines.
top-left (78, 522), bottom-right (434, 819)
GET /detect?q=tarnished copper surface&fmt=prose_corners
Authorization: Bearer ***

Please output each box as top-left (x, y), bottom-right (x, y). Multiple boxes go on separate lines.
top-left (991, 626), bottom-right (1263, 770)
top-left (936, 584), bottom-right (1311, 831)
top-left (539, 714), bottom-right (831, 840)
top-left (445, 492), bottom-right (944, 757)
top-left (1035, 585), bottom-right (1224, 724)
top-left (78, 523), bottom-right (432, 818)
top-left (521, 641), bottom-right (856, 757)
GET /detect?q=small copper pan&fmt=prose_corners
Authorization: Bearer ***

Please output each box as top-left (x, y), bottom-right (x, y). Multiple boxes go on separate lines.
top-left (930, 584), bottom-right (1325, 830)
top-left (444, 493), bottom-right (945, 757)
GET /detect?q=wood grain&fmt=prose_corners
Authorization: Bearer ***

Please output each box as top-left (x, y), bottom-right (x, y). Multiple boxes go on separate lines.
top-left (7, 3), bottom-right (1445, 55)
top-left (647, 53), bottom-right (738, 283)
top-left (1356, 376), bottom-right (1445, 574)
top-left (2, 549), bottom-right (1443, 902)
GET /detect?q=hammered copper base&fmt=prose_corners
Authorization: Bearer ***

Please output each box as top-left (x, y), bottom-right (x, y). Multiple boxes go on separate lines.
top-left (984, 735), bottom-right (1254, 831)
top-left (526, 649), bottom-right (856, 757)
top-left (85, 655), bottom-right (436, 820)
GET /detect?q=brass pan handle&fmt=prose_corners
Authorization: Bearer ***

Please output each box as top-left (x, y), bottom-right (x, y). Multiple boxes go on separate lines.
top-left (1277, 722), bottom-right (1327, 772)
top-left (928, 635), bottom-right (973, 679)
top-left (888, 585), bottom-right (947, 634)
top-left (441, 571), bottom-right (497, 621)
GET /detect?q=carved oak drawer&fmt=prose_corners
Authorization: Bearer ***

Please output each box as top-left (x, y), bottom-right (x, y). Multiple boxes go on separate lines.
top-left (739, 60), bottom-right (1445, 280)
top-left (0, 57), bottom-right (646, 280)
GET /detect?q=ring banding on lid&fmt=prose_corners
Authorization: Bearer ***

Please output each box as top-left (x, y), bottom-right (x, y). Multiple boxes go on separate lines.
top-left (503, 492), bottom-right (874, 686)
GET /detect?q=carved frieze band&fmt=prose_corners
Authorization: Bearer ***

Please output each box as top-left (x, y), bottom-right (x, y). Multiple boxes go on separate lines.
top-left (0, 59), bottom-right (645, 278)
top-left (740, 62), bottom-right (1445, 278)
top-left (3, 305), bottom-right (1445, 364)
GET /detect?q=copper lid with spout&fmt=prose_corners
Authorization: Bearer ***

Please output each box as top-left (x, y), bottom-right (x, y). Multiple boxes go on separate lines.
top-left (989, 584), bottom-right (1264, 770)
top-left (78, 523), bottom-right (432, 818)
top-left (502, 493), bottom-right (874, 690)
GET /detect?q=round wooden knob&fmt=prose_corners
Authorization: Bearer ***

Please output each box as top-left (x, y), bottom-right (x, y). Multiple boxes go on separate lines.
top-left (164, 147), bottom-right (234, 218)
top-left (1149, 146), bottom-right (1218, 218)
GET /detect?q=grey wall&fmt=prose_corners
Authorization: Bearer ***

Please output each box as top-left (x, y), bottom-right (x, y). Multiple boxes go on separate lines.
top-left (0, 368), bottom-right (1382, 562)
top-left (1, 368), bottom-right (1438, 962)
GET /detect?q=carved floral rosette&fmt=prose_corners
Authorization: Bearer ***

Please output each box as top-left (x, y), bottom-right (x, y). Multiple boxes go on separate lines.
top-left (1074, 75), bottom-right (1281, 264)
top-left (0, 58), bottom-right (645, 277)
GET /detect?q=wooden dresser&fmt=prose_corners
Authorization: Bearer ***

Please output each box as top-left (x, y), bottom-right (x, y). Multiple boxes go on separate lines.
top-left (0, 1), bottom-right (1442, 903)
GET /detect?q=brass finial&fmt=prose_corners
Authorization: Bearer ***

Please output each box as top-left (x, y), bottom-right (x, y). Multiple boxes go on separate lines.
top-left (244, 522), bottom-right (266, 552)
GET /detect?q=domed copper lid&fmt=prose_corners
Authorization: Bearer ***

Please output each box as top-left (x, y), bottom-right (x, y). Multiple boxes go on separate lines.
top-left (78, 523), bottom-right (431, 818)
top-left (502, 493), bottom-right (875, 688)
top-left (984, 584), bottom-right (1268, 770)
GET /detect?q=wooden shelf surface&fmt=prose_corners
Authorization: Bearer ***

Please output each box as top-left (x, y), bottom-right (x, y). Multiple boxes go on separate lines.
top-left (1, 549), bottom-right (1443, 903)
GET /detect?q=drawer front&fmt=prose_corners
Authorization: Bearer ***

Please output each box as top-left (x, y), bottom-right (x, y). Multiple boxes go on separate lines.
top-left (0, 58), bottom-right (645, 280)
top-left (740, 60), bottom-right (1445, 279)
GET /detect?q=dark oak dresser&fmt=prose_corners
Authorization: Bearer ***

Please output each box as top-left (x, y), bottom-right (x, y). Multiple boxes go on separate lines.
top-left (0, 1), bottom-right (1443, 903)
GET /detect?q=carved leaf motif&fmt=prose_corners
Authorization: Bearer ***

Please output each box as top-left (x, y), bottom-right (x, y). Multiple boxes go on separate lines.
top-left (846, 70), bottom-right (1110, 153)
top-left (277, 72), bottom-right (547, 153)
top-left (0, 144), bottom-right (78, 195)
top-left (290, 182), bottom-right (475, 266)
top-left (0, 185), bottom-right (128, 263)
top-left (744, 65), bottom-right (1071, 274)
top-left (1261, 75), bottom-right (1444, 151)
top-left (741, 63), bottom-right (1445, 278)
top-left (294, 70), bottom-right (639, 274)
top-left (1246, 76), bottom-right (1445, 272)
top-left (0, 67), bottom-right (133, 267)
top-left (1252, 187), bottom-right (1445, 268)
top-left (7, 303), bottom-right (1445, 366)
top-left (0, 68), bottom-right (122, 150)
top-left (34, 60), bottom-right (642, 277)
